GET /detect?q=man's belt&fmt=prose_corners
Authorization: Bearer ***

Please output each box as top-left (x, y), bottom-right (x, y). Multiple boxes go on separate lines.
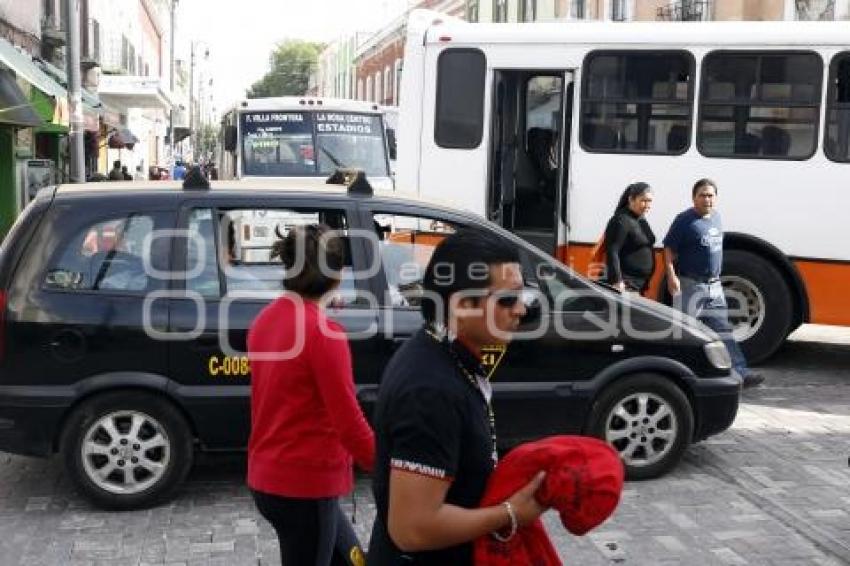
top-left (681, 274), bottom-right (721, 284)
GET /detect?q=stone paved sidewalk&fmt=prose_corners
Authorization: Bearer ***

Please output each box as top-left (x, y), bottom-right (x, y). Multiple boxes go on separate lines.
top-left (0, 326), bottom-right (847, 565)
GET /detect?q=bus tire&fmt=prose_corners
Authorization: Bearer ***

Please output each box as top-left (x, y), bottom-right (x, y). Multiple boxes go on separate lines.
top-left (60, 391), bottom-right (194, 510)
top-left (587, 373), bottom-right (693, 480)
top-left (722, 249), bottom-right (793, 364)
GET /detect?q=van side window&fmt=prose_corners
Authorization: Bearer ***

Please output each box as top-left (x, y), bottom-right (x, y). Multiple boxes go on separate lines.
top-left (203, 207), bottom-right (363, 306)
top-left (825, 53), bottom-right (850, 163)
top-left (435, 49), bottom-right (486, 149)
top-left (698, 51), bottom-right (822, 159)
top-left (581, 51), bottom-right (693, 154)
top-left (371, 213), bottom-right (457, 307)
top-left (44, 214), bottom-right (157, 292)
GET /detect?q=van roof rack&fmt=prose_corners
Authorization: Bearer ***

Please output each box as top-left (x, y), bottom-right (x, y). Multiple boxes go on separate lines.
top-left (326, 168), bottom-right (373, 196)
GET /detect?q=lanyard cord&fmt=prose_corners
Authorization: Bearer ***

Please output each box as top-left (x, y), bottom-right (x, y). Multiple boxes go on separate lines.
top-left (425, 326), bottom-right (499, 465)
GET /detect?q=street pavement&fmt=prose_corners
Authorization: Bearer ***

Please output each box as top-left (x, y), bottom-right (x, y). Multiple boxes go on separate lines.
top-left (0, 325), bottom-right (847, 565)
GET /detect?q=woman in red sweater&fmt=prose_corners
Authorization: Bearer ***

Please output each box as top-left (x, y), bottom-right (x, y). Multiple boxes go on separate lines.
top-left (247, 224), bottom-right (375, 566)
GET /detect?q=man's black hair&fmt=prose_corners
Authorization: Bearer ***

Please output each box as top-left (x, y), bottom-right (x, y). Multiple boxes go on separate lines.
top-left (421, 229), bottom-right (520, 324)
top-left (692, 178), bottom-right (717, 198)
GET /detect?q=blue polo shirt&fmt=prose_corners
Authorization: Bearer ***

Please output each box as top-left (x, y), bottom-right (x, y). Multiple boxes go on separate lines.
top-left (663, 208), bottom-right (723, 279)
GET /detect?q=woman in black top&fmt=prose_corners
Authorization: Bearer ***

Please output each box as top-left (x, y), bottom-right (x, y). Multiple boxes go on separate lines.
top-left (604, 182), bottom-right (656, 294)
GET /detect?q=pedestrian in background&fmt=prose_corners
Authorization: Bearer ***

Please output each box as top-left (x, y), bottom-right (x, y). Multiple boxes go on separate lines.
top-left (663, 178), bottom-right (764, 388)
top-left (247, 224), bottom-right (375, 566)
top-left (108, 160), bottom-right (123, 180)
top-left (172, 160), bottom-right (187, 181)
top-left (121, 165), bottom-right (132, 181)
top-left (603, 182), bottom-right (656, 294)
top-left (368, 229), bottom-right (546, 565)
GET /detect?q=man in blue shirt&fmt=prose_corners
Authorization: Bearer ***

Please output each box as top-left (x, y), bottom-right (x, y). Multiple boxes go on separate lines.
top-left (663, 178), bottom-right (764, 388)
top-left (172, 160), bottom-right (187, 181)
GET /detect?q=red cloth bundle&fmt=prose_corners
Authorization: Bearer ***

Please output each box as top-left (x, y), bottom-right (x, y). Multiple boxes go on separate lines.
top-left (474, 435), bottom-right (624, 566)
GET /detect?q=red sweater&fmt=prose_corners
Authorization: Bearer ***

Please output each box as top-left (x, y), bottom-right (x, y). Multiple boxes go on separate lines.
top-left (247, 296), bottom-right (375, 498)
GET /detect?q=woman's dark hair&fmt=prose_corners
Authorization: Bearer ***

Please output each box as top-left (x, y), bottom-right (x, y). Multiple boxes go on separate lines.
top-left (692, 178), bottom-right (717, 197)
top-left (421, 229), bottom-right (520, 325)
top-left (270, 223), bottom-right (344, 298)
top-left (615, 182), bottom-right (652, 213)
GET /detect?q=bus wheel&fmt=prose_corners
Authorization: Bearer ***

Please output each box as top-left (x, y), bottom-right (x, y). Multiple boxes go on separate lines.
top-left (60, 391), bottom-right (194, 510)
top-left (587, 374), bottom-right (693, 480)
top-left (722, 250), bottom-right (793, 364)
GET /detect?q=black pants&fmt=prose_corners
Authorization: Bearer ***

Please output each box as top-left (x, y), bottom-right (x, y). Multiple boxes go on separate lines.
top-left (251, 489), bottom-right (364, 566)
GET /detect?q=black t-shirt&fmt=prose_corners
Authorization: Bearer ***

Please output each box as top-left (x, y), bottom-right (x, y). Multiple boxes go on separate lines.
top-left (368, 329), bottom-right (495, 566)
top-left (604, 209), bottom-right (656, 289)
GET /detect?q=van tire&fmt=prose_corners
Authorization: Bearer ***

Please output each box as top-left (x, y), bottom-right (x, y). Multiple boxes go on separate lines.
top-left (722, 250), bottom-right (792, 364)
top-left (60, 391), bottom-right (194, 510)
top-left (587, 374), bottom-right (693, 480)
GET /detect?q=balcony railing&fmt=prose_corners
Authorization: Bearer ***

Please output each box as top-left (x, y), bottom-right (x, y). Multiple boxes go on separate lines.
top-left (657, 0), bottom-right (710, 21)
top-left (795, 0), bottom-right (835, 20)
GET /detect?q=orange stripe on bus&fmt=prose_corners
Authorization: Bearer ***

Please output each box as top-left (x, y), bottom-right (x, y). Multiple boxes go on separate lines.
top-left (792, 260), bottom-right (850, 326)
top-left (557, 244), bottom-right (850, 327)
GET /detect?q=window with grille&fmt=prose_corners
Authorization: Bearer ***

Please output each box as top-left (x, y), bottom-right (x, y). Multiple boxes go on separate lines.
top-left (520, 0), bottom-right (537, 21)
top-left (494, 0), bottom-right (508, 22)
top-left (698, 51), bottom-right (822, 160)
top-left (467, 0), bottom-right (480, 21)
top-left (581, 50), bottom-right (694, 154)
top-left (571, 0), bottom-right (586, 19)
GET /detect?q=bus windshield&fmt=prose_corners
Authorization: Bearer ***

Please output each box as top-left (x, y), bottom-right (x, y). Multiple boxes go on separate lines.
top-left (240, 111), bottom-right (389, 178)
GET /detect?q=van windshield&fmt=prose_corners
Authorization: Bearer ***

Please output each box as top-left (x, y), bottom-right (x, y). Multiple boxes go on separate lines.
top-left (240, 111), bottom-right (389, 178)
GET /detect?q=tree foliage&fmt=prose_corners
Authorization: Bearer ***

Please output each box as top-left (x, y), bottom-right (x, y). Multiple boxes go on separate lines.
top-left (247, 39), bottom-right (324, 98)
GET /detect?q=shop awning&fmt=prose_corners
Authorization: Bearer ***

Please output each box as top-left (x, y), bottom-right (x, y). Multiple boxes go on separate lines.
top-left (0, 36), bottom-right (64, 98)
top-left (172, 126), bottom-right (190, 143)
top-left (98, 75), bottom-right (173, 111)
top-left (108, 127), bottom-right (140, 149)
top-left (0, 67), bottom-right (43, 127)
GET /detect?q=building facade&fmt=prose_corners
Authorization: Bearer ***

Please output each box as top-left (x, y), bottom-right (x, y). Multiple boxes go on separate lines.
top-left (353, 0), bottom-right (465, 106)
top-left (90, 0), bottom-right (173, 177)
top-left (469, 0), bottom-right (850, 22)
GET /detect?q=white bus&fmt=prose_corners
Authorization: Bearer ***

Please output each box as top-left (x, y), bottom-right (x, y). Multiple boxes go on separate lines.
top-left (397, 10), bottom-right (850, 363)
top-left (219, 96), bottom-right (393, 189)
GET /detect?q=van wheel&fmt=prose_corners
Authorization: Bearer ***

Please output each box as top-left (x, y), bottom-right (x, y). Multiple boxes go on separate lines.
top-left (60, 391), bottom-right (194, 510)
top-left (722, 250), bottom-right (793, 364)
top-left (587, 374), bottom-right (693, 480)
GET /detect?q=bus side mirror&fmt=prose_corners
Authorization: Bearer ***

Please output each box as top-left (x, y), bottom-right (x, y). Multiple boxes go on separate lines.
top-left (386, 128), bottom-right (397, 161)
top-left (223, 126), bottom-right (237, 152)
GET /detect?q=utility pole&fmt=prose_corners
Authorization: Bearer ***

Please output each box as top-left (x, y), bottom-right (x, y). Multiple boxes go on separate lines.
top-left (189, 41), bottom-right (194, 162)
top-left (66, 0), bottom-right (85, 182)
top-left (170, 0), bottom-right (178, 162)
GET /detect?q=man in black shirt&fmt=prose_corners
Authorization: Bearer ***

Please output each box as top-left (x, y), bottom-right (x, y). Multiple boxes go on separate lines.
top-left (368, 230), bottom-right (547, 565)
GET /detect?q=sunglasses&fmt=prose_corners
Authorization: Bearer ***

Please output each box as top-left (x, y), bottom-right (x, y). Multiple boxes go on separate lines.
top-left (487, 289), bottom-right (535, 309)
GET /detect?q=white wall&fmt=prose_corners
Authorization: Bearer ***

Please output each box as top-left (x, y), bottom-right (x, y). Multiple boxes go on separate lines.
top-left (0, 0), bottom-right (41, 37)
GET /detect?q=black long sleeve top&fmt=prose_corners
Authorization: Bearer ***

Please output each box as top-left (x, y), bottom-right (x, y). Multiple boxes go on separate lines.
top-left (604, 209), bottom-right (656, 290)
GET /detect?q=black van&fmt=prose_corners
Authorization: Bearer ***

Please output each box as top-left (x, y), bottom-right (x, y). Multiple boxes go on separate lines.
top-left (0, 176), bottom-right (739, 509)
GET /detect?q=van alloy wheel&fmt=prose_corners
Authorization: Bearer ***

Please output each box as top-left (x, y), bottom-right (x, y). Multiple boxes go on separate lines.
top-left (588, 373), bottom-right (694, 480)
top-left (80, 410), bottom-right (171, 495)
top-left (604, 392), bottom-right (677, 468)
top-left (61, 391), bottom-right (193, 509)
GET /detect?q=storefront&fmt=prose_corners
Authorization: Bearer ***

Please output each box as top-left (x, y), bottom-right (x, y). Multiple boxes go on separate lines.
top-left (0, 66), bottom-right (43, 235)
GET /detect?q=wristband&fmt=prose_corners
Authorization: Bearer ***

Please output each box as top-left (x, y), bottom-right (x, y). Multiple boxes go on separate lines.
top-left (491, 501), bottom-right (518, 542)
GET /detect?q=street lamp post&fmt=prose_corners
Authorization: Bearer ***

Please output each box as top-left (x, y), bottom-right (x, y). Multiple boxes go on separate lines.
top-left (188, 40), bottom-right (209, 163)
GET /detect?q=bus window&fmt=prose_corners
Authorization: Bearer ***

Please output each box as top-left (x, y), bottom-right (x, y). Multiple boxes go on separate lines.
top-left (580, 51), bottom-right (693, 154)
top-left (435, 49), bottom-right (486, 149)
top-left (825, 53), bottom-right (850, 163)
top-left (698, 52), bottom-right (822, 160)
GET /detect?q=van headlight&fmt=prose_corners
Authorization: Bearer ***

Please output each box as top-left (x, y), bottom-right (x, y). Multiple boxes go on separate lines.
top-left (704, 341), bottom-right (731, 370)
